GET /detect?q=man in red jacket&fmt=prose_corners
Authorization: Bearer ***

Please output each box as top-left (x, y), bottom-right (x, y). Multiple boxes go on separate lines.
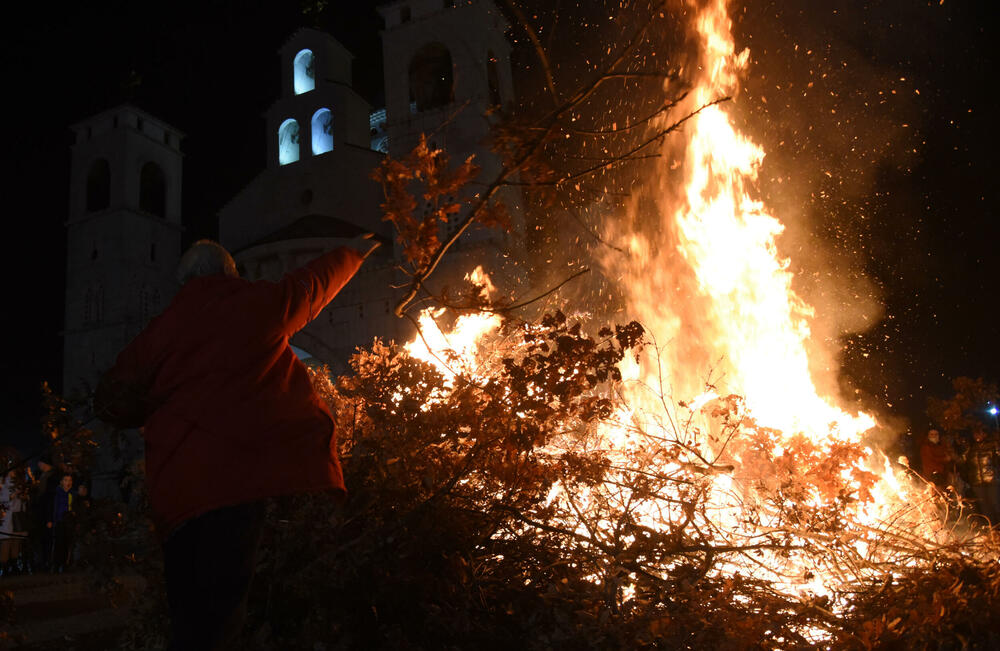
top-left (95, 236), bottom-right (378, 650)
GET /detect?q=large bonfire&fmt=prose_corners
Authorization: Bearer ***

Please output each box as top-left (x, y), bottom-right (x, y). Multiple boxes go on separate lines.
top-left (382, 0), bottom-right (1000, 646)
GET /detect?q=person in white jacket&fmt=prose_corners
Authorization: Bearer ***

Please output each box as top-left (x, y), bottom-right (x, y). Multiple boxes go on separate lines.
top-left (0, 464), bottom-right (27, 566)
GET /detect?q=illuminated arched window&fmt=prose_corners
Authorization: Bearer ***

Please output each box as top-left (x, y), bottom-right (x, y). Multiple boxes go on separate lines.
top-left (279, 119), bottom-right (300, 165)
top-left (139, 162), bottom-right (166, 217)
top-left (409, 43), bottom-right (454, 112)
top-left (294, 49), bottom-right (315, 95)
top-left (86, 159), bottom-right (110, 212)
top-left (312, 108), bottom-right (333, 155)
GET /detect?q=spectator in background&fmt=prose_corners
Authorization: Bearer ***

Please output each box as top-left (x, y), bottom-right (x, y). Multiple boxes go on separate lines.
top-left (896, 430), bottom-right (918, 471)
top-left (47, 472), bottom-right (75, 572)
top-left (1, 458), bottom-right (28, 569)
top-left (945, 430), bottom-right (971, 499)
top-left (29, 457), bottom-right (58, 571)
top-left (69, 480), bottom-right (93, 566)
top-left (75, 482), bottom-right (91, 511)
top-left (963, 427), bottom-right (1000, 525)
top-left (921, 429), bottom-right (954, 490)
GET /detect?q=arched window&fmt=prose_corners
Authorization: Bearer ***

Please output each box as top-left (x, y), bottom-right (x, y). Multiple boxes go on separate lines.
top-left (487, 51), bottom-right (501, 106)
top-left (139, 162), bottom-right (166, 217)
top-left (408, 43), bottom-right (454, 112)
top-left (86, 159), bottom-right (110, 212)
top-left (312, 108), bottom-right (334, 155)
top-left (279, 119), bottom-right (300, 165)
top-left (294, 49), bottom-right (315, 95)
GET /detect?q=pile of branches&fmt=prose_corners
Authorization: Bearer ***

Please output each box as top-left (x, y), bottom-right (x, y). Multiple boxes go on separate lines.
top-left (225, 311), bottom-right (997, 650)
top-left (13, 310), bottom-right (1000, 650)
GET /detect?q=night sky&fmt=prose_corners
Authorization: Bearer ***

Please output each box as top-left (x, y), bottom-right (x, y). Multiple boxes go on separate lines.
top-left (1, 0), bottom-right (996, 455)
top-left (733, 0), bottom-right (998, 429)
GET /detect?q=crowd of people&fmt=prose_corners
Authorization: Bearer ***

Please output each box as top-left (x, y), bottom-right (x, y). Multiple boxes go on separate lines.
top-left (0, 455), bottom-right (92, 576)
top-left (900, 425), bottom-right (1000, 525)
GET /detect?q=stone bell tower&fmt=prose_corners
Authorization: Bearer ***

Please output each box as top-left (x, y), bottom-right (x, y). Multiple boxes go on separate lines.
top-left (378, 0), bottom-right (515, 159)
top-left (63, 105), bottom-right (183, 398)
top-left (377, 0), bottom-right (521, 291)
top-left (63, 105), bottom-right (183, 499)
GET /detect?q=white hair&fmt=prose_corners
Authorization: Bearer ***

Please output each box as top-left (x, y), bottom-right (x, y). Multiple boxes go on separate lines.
top-left (176, 239), bottom-right (239, 285)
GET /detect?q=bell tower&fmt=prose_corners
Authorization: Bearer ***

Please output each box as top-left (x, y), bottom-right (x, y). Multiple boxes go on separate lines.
top-left (265, 28), bottom-right (375, 171)
top-left (63, 105), bottom-right (183, 398)
top-left (378, 0), bottom-right (520, 285)
top-left (378, 0), bottom-right (515, 160)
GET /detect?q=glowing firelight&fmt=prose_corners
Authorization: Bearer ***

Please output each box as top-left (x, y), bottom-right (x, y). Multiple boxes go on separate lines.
top-left (593, 0), bottom-right (928, 598)
top-left (610, 0), bottom-right (875, 444)
top-left (400, 0), bottom-right (990, 617)
top-left (404, 266), bottom-right (503, 384)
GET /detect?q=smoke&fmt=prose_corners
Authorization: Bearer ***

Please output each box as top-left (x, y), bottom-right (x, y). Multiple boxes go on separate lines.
top-left (731, 1), bottom-right (927, 408)
top-left (507, 0), bottom-right (935, 428)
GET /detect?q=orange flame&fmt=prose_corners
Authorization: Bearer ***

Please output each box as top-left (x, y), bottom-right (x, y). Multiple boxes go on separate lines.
top-left (613, 0), bottom-right (874, 442)
top-left (404, 266), bottom-right (503, 385)
top-left (402, 0), bottom-right (987, 611)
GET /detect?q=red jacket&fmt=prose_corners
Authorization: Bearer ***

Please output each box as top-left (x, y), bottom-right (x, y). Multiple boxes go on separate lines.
top-left (920, 440), bottom-right (952, 477)
top-left (97, 247), bottom-right (363, 537)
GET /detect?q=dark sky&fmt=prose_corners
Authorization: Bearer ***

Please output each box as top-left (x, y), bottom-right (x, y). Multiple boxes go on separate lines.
top-left (733, 0), bottom-right (998, 429)
top-left (1, 0), bottom-right (996, 455)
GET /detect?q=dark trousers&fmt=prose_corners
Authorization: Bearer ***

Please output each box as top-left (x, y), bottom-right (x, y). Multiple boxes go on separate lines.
top-left (163, 501), bottom-right (266, 651)
top-left (51, 521), bottom-right (73, 570)
top-left (31, 523), bottom-right (52, 570)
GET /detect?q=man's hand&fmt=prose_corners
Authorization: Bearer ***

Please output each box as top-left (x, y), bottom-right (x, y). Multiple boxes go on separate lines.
top-left (349, 233), bottom-right (382, 260)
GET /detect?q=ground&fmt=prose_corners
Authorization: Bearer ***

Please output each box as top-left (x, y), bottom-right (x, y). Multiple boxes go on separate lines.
top-left (1, 571), bottom-right (142, 650)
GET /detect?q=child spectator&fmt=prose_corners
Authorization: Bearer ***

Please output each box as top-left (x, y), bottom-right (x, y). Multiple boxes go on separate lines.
top-left (47, 472), bottom-right (75, 572)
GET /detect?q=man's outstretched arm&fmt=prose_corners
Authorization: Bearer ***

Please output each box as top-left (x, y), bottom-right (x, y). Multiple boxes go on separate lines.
top-left (273, 237), bottom-right (380, 336)
top-left (94, 337), bottom-right (154, 429)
